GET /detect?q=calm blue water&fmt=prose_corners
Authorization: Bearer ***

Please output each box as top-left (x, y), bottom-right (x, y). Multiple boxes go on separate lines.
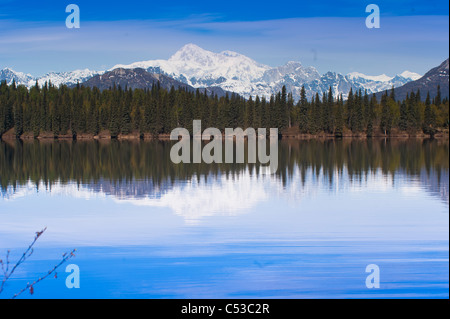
top-left (0, 140), bottom-right (448, 298)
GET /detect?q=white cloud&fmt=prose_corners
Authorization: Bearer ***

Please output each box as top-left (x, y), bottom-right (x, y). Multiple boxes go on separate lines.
top-left (0, 15), bottom-right (448, 76)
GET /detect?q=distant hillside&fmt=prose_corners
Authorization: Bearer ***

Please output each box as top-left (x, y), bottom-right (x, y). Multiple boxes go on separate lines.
top-left (79, 67), bottom-right (230, 97)
top-left (375, 59), bottom-right (449, 101)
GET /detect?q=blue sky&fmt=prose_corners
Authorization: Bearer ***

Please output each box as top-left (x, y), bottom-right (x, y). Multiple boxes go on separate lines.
top-left (0, 0), bottom-right (448, 76)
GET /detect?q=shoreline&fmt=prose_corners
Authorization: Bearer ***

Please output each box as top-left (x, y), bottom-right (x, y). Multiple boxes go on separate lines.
top-left (1, 126), bottom-right (449, 141)
top-left (1, 132), bottom-right (448, 142)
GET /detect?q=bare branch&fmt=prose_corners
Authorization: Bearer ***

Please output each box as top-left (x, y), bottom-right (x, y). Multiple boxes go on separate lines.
top-left (0, 228), bottom-right (76, 299)
top-left (11, 249), bottom-right (76, 299)
top-left (0, 227), bottom-right (47, 294)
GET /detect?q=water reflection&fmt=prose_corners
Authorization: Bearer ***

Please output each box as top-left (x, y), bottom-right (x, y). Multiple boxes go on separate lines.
top-left (0, 139), bottom-right (448, 298)
top-left (1, 138), bottom-right (448, 206)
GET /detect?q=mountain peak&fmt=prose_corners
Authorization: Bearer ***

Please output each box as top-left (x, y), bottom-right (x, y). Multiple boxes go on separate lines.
top-left (375, 58), bottom-right (449, 101)
top-left (1, 67), bottom-right (31, 76)
top-left (179, 43), bottom-right (203, 51)
top-left (169, 43), bottom-right (211, 63)
top-left (399, 71), bottom-right (421, 80)
top-left (0, 67), bottom-right (33, 85)
top-left (2, 67), bottom-right (14, 72)
top-left (347, 72), bottom-right (392, 82)
top-left (286, 61), bottom-right (302, 66)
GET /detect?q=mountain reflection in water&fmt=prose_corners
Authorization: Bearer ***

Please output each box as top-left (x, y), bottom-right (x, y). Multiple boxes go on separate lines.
top-left (0, 138), bottom-right (448, 298)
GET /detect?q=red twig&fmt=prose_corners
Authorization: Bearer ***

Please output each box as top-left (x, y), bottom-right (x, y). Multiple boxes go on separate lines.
top-left (0, 228), bottom-right (76, 299)
top-left (11, 249), bottom-right (76, 299)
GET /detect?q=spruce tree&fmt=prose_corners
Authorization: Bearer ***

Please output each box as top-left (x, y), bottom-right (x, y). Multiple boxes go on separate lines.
top-left (380, 91), bottom-right (389, 135)
top-left (433, 85), bottom-right (442, 106)
top-left (423, 91), bottom-right (436, 136)
top-left (298, 86), bottom-right (308, 133)
top-left (334, 94), bottom-right (344, 137)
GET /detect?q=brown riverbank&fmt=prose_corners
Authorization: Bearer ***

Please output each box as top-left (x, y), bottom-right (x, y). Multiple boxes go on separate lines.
top-left (1, 127), bottom-right (448, 141)
top-left (281, 127), bottom-right (449, 139)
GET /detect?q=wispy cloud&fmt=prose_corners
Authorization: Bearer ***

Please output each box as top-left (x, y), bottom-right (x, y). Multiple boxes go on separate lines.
top-left (0, 15), bottom-right (448, 76)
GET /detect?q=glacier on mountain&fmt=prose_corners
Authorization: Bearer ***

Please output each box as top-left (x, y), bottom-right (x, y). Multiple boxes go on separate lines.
top-left (1, 43), bottom-right (421, 101)
top-left (111, 43), bottom-right (422, 100)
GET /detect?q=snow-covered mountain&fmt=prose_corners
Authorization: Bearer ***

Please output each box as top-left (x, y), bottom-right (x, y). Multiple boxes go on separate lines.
top-left (111, 43), bottom-right (272, 95)
top-left (111, 43), bottom-right (421, 100)
top-left (375, 58), bottom-right (449, 101)
top-left (1, 43), bottom-right (421, 100)
top-left (35, 69), bottom-right (103, 87)
top-left (0, 68), bottom-right (102, 88)
top-left (0, 68), bottom-right (34, 86)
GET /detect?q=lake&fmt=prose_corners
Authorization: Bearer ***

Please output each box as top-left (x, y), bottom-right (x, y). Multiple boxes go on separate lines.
top-left (0, 138), bottom-right (448, 298)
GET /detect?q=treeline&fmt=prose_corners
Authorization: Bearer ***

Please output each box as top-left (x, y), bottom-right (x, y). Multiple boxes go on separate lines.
top-left (1, 138), bottom-right (448, 192)
top-left (0, 80), bottom-right (448, 139)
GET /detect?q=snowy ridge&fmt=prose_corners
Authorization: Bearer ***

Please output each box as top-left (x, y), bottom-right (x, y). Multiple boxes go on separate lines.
top-left (0, 67), bottom-right (103, 88)
top-left (35, 69), bottom-right (105, 87)
top-left (0, 67), bottom-right (34, 86)
top-left (399, 71), bottom-right (422, 80)
top-left (347, 72), bottom-right (393, 82)
top-left (1, 43), bottom-right (421, 101)
top-left (111, 44), bottom-right (422, 100)
top-left (111, 43), bottom-right (271, 90)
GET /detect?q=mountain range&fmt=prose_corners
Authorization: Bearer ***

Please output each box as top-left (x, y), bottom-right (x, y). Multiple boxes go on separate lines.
top-left (109, 44), bottom-right (424, 100)
top-left (0, 43), bottom-right (441, 101)
top-left (375, 58), bottom-right (449, 101)
top-left (80, 67), bottom-right (230, 97)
